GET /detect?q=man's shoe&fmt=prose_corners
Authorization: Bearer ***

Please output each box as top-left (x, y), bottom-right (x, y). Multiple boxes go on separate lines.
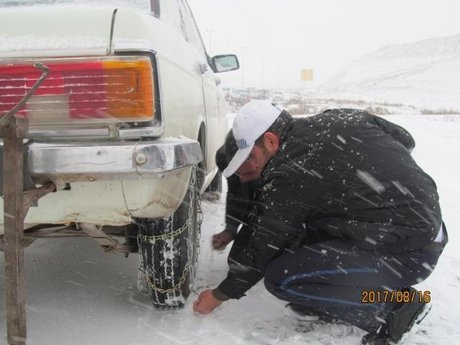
top-left (285, 303), bottom-right (347, 324)
top-left (361, 295), bottom-right (431, 345)
top-left (285, 303), bottom-right (355, 336)
top-left (284, 303), bottom-right (321, 322)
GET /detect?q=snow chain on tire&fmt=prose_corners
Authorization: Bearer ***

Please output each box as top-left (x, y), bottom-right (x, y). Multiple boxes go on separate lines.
top-left (135, 166), bottom-right (202, 308)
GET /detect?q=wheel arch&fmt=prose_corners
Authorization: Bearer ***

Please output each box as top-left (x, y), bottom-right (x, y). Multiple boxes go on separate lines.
top-left (196, 121), bottom-right (207, 189)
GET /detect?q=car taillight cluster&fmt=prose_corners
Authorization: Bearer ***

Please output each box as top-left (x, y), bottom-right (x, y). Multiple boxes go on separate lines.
top-left (0, 56), bottom-right (154, 127)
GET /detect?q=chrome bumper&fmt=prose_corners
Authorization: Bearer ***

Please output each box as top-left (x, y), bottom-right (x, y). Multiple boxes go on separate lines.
top-left (21, 137), bottom-right (202, 186)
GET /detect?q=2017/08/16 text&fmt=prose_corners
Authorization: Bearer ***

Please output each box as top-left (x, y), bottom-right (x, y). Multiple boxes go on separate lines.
top-left (361, 289), bottom-right (431, 304)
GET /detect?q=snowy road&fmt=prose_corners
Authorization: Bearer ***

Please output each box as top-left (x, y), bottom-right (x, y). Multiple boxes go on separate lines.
top-left (1, 115), bottom-right (459, 345)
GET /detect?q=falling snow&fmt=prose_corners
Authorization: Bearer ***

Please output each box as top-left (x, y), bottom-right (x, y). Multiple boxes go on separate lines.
top-left (356, 170), bottom-right (386, 194)
top-left (0, 119), bottom-right (459, 344)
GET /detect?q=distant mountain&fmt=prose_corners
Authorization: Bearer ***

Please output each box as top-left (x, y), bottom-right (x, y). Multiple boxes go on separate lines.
top-left (319, 34), bottom-right (460, 112)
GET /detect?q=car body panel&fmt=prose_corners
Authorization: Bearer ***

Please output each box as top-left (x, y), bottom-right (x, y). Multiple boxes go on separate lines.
top-left (0, 1), bottom-right (235, 233)
top-left (0, 6), bottom-right (113, 58)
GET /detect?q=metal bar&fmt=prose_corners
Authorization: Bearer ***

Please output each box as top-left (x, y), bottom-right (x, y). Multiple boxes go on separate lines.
top-left (79, 224), bottom-right (130, 254)
top-left (24, 232), bottom-right (88, 238)
top-left (2, 116), bottom-right (28, 345)
top-left (0, 63), bottom-right (49, 127)
top-left (1, 231), bottom-right (87, 252)
top-left (23, 182), bottom-right (55, 213)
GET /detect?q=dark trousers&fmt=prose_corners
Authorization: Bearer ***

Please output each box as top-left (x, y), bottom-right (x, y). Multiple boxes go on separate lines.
top-left (263, 239), bottom-right (443, 332)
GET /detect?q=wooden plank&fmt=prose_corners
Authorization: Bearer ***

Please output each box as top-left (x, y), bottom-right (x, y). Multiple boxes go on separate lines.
top-left (2, 116), bottom-right (28, 345)
top-left (1, 64), bottom-right (50, 345)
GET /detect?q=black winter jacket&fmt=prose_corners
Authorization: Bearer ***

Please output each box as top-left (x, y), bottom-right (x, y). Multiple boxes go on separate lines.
top-left (224, 175), bottom-right (256, 236)
top-left (216, 142), bottom-right (258, 236)
top-left (216, 109), bottom-right (442, 300)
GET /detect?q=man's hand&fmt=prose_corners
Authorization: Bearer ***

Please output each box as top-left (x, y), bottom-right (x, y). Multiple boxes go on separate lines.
top-left (212, 230), bottom-right (234, 250)
top-left (193, 289), bottom-right (223, 314)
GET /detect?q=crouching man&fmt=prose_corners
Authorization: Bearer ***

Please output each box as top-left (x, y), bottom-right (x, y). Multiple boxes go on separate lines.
top-left (194, 101), bottom-right (447, 345)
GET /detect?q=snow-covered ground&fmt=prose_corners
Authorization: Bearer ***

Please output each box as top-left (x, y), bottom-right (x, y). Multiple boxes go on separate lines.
top-left (1, 114), bottom-right (459, 345)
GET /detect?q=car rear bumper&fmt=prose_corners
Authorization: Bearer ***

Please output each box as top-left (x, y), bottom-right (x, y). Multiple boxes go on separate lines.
top-left (22, 137), bottom-right (202, 186)
top-left (0, 138), bottom-right (202, 230)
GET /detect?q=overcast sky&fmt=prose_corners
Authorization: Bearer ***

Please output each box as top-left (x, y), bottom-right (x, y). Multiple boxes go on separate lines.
top-left (188, 0), bottom-right (460, 89)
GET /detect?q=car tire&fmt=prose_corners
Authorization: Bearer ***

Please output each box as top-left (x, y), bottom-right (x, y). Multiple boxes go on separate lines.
top-left (135, 167), bottom-right (201, 308)
top-left (202, 170), bottom-right (222, 201)
top-left (206, 170), bottom-right (222, 194)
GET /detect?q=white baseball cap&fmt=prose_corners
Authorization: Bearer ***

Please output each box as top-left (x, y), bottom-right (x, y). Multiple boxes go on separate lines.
top-left (223, 100), bottom-right (284, 178)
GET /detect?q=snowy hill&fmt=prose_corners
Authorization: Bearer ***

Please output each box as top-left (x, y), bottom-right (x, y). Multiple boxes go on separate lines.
top-left (319, 34), bottom-right (460, 113)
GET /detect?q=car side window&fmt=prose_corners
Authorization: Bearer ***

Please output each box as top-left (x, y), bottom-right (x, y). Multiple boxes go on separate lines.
top-left (178, 0), bottom-right (207, 59)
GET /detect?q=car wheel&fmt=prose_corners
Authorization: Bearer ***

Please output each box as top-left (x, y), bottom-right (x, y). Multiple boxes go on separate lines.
top-left (202, 170), bottom-right (222, 201)
top-left (206, 170), bottom-right (222, 194)
top-left (135, 167), bottom-right (202, 308)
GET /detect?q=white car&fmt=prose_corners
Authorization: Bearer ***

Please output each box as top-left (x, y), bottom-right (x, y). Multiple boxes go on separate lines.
top-left (0, 0), bottom-right (238, 307)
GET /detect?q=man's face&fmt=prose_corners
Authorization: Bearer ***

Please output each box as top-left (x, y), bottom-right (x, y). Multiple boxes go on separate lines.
top-left (235, 144), bottom-right (270, 183)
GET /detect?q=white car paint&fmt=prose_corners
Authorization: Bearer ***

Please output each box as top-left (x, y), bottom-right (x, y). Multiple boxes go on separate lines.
top-left (0, 1), bottom-right (232, 234)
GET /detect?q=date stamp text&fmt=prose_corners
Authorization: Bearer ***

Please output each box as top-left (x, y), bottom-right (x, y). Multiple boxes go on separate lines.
top-left (361, 289), bottom-right (431, 304)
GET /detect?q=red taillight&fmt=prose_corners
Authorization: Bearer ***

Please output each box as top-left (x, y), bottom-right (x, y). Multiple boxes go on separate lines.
top-left (0, 56), bottom-right (154, 127)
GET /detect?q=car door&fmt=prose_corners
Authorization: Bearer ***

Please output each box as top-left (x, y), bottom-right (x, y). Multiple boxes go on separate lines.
top-left (179, 0), bottom-right (224, 174)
